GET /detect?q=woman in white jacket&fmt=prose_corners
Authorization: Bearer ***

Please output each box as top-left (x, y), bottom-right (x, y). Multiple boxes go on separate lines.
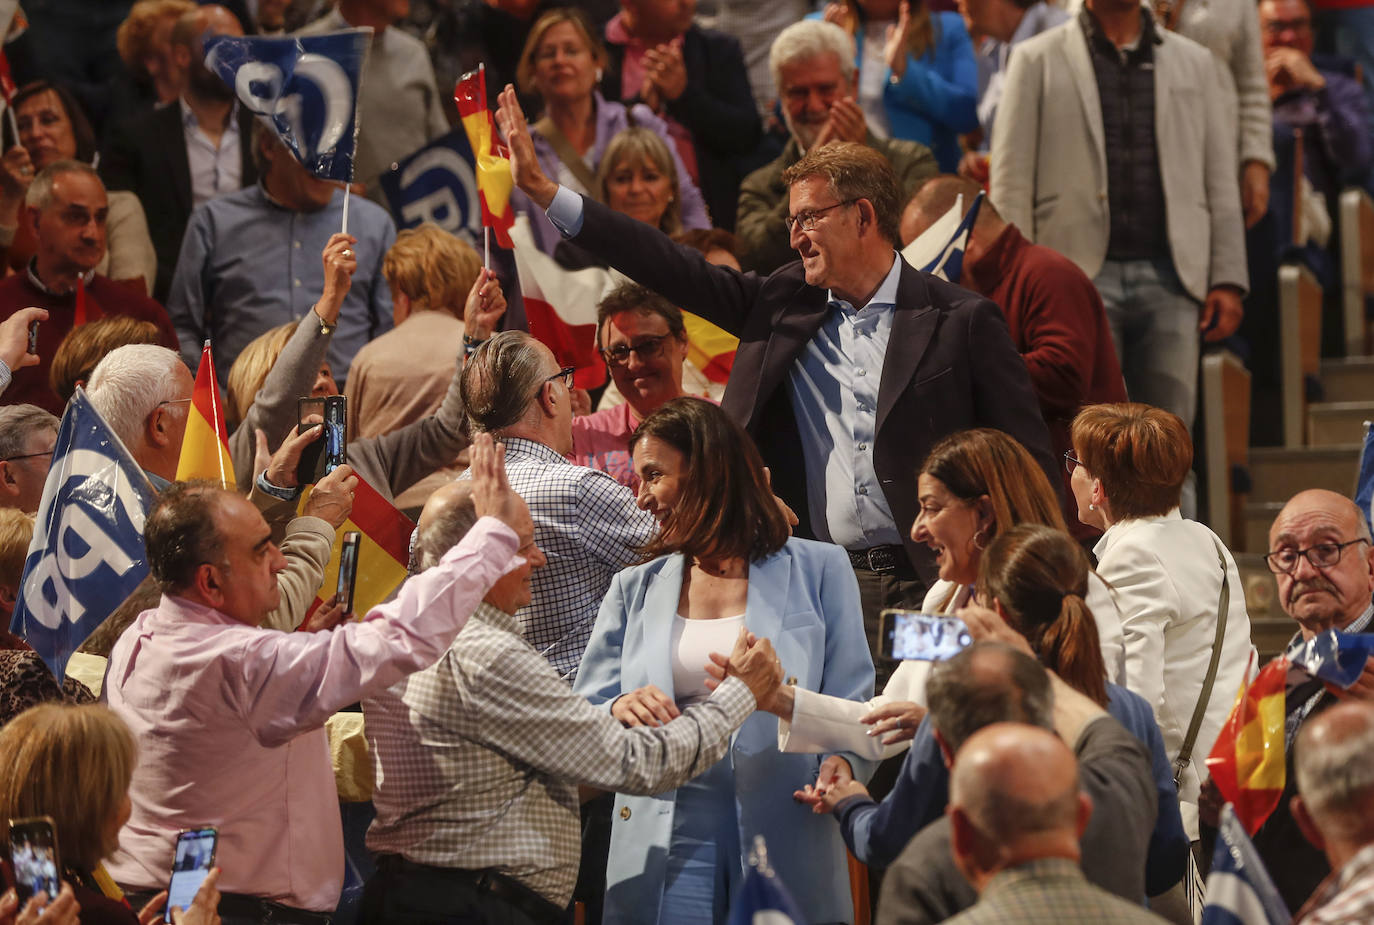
top-left (1068, 403), bottom-right (1255, 841)
top-left (771, 428), bottom-right (1127, 764)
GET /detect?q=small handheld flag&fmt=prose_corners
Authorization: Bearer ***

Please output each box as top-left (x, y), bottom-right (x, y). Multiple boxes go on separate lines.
top-left (10, 389), bottom-right (158, 681)
top-left (1355, 420), bottom-right (1373, 538)
top-left (1201, 804), bottom-right (1292, 925)
top-left (379, 129), bottom-right (482, 242)
top-left (299, 475), bottom-right (412, 621)
top-left (1204, 654), bottom-right (1289, 836)
top-left (900, 191), bottom-right (985, 284)
top-left (176, 341), bottom-right (235, 489)
top-left (455, 65), bottom-right (515, 253)
top-left (204, 29), bottom-right (371, 183)
top-left (726, 836), bottom-right (804, 925)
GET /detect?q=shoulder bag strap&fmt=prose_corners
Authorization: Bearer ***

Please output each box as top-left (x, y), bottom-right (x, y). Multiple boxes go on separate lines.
top-left (531, 116), bottom-right (601, 199)
top-left (1173, 538), bottom-right (1231, 789)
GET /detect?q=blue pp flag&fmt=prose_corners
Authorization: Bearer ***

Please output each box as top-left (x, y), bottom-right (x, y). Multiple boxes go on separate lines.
top-left (1356, 421), bottom-right (1373, 538)
top-left (899, 191), bottom-right (984, 284)
top-left (1288, 628), bottom-right (1374, 688)
top-left (1202, 804), bottom-right (1292, 925)
top-left (726, 838), bottom-right (804, 925)
top-left (378, 129), bottom-right (481, 243)
top-left (10, 389), bottom-right (158, 682)
top-left (204, 28), bottom-right (371, 182)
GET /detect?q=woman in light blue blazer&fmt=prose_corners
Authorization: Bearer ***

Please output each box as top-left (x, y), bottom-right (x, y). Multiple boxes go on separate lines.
top-left (575, 398), bottom-right (875, 925)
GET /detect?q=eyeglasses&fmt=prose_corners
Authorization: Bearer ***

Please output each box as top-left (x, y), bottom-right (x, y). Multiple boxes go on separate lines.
top-left (1064, 451), bottom-right (1084, 475)
top-left (544, 366), bottom-right (575, 389)
top-left (1264, 538), bottom-right (1370, 575)
top-left (599, 335), bottom-right (669, 367)
top-left (157, 398), bottom-right (193, 408)
top-left (784, 198), bottom-right (858, 233)
top-left (1262, 16), bottom-right (1310, 33)
top-left (0, 450), bottom-right (53, 463)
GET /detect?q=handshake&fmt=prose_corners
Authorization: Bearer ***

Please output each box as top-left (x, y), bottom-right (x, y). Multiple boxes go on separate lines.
top-left (609, 628), bottom-right (785, 727)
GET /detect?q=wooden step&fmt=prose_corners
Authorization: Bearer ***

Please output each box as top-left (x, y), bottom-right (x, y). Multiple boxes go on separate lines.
top-left (1248, 445), bottom-right (1361, 505)
top-left (1236, 553), bottom-right (1293, 661)
top-left (1320, 356), bottom-right (1374, 403)
top-left (1242, 501), bottom-right (1284, 554)
top-left (1307, 401), bottom-right (1374, 446)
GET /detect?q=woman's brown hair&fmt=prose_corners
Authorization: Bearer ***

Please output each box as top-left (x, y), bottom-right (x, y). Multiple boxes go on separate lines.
top-left (836, 0), bottom-right (936, 64)
top-left (977, 523), bottom-right (1108, 707)
top-left (50, 316), bottom-right (163, 405)
top-left (0, 703), bottom-right (136, 871)
top-left (1070, 403), bottom-right (1192, 520)
top-left (921, 428), bottom-right (1067, 545)
top-left (630, 397), bottom-right (789, 564)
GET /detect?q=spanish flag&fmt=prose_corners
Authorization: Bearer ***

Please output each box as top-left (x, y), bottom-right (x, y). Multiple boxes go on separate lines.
top-left (175, 341), bottom-right (234, 488)
top-left (455, 65), bottom-right (514, 249)
top-left (1204, 655), bottom-right (1289, 835)
top-left (300, 475), bottom-right (413, 619)
top-left (681, 312), bottom-right (737, 384)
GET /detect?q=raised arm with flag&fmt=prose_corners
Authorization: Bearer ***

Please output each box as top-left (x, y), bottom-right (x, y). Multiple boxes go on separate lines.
top-left (455, 65), bottom-right (515, 260)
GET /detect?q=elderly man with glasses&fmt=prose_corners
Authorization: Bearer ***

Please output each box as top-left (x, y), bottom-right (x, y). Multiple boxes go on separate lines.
top-left (1213, 488), bottom-right (1374, 913)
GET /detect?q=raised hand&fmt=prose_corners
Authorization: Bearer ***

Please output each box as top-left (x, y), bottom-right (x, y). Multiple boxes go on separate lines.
top-left (0, 306), bottom-right (48, 373)
top-left (464, 268), bottom-right (507, 342)
top-left (260, 417), bottom-right (323, 490)
top-left (469, 432), bottom-right (523, 531)
top-left (812, 97), bottom-right (867, 149)
top-left (495, 85), bottom-right (559, 209)
top-left (317, 233), bottom-right (358, 325)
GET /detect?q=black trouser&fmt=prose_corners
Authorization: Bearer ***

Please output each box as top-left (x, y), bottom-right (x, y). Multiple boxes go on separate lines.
top-left (359, 857), bottom-right (564, 925)
top-left (122, 888), bottom-right (332, 924)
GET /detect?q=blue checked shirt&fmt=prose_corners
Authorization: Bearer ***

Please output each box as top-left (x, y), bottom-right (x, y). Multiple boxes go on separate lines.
top-left (464, 437), bottom-right (656, 679)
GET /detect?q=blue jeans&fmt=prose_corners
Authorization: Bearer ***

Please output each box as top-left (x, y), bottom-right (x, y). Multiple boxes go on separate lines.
top-left (1093, 258), bottom-right (1200, 515)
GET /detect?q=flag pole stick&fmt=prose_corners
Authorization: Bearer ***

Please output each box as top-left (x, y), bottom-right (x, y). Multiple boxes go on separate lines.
top-left (4, 106), bottom-right (16, 145)
top-left (484, 226), bottom-right (490, 270)
top-left (341, 185), bottom-right (351, 236)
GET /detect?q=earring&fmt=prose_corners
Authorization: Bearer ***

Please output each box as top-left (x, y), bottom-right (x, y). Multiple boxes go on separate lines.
top-left (595, 67), bottom-right (604, 82)
top-left (1088, 503), bottom-right (1095, 512)
top-left (973, 529), bottom-right (990, 551)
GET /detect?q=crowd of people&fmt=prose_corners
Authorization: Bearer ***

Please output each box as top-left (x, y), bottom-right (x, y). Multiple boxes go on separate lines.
top-left (0, 0), bottom-right (1372, 923)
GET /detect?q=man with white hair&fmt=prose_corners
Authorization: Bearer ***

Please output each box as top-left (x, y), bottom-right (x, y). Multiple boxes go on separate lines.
top-left (1292, 702), bottom-right (1374, 923)
top-left (734, 19), bottom-right (937, 274)
top-left (85, 342), bottom-right (352, 632)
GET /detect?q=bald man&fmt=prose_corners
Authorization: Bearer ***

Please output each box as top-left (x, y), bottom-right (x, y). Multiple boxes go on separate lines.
top-left (901, 176), bottom-right (1124, 541)
top-left (1291, 702), bottom-right (1374, 923)
top-left (1235, 489), bottom-right (1374, 912)
top-left (943, 723), bottom-right (1167, 924)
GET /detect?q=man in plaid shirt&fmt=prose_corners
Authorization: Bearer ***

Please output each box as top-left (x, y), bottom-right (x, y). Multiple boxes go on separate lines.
top-left (360, 480), bottom-right (784, 924)
top-left (458, 330), bottom-right (656, 682)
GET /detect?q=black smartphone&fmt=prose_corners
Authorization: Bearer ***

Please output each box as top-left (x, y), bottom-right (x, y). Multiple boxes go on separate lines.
top-left (336, 531), bottom-right (360, 615)
top-left (25, 320), bottom-right (38, 355)
top-left (164, 827), bottom-right (217, 922)
top-left (878, 610), bottom-right (973, 661)
top-left (295, 395), bottom-right (347, 484)
top-left (8, 816), bottom-right (60, 903)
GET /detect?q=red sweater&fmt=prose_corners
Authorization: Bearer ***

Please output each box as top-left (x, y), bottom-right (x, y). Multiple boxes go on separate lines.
top-left (0, 271), bottom-right (179, 414)
top-left (964, 224), bottom-right (1128, 539)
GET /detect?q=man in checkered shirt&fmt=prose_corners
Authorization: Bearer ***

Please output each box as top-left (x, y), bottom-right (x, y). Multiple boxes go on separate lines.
top-left (458, 330), bottom-right (656, 682)
top-left (360, 480), bottom-right (784, 924)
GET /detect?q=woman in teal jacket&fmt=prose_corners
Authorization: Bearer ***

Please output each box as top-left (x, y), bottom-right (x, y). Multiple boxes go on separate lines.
top-left (811, 0), bottom-right (979, 171)
top-left (574, 398), bottom-right (875, 924)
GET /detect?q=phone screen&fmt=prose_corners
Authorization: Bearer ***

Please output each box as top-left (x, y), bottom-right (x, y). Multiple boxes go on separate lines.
top-left (8, 817), bottom-right (60, 903)
top-left (336, 531), bottom-right (360, 614)
top-left (879, 611), bottom-right (973, 661)
top-left (165, 828), bottom-right (217, 921)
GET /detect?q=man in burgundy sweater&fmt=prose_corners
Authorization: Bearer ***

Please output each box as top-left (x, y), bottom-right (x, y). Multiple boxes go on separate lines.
top-left (0, 161), bottom-right (178, 415)
top-left (902, 175), bottom-right (1127, 541)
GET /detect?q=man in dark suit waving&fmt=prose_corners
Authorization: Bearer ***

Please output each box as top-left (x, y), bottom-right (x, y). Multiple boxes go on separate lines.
top-left (496, 84), bottom-right (1057, 665)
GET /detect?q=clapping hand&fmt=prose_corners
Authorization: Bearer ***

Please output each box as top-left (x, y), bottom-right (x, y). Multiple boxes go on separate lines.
top-left (884, 1), bottom-right (913, 80)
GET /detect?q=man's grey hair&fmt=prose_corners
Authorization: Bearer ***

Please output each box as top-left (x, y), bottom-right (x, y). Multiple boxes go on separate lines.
top-left (1295, 705), bottom-right (1374, 837)
top-left (413, 484), bottom-right (479, 573)
top-left (459, 331), bottom-right (551, 436)
top-left (25, 160), bottom-right (103, 211)
top-left (769, 20), bottom-right (856, 97)
top-left (0, 405), bottom-right (58, 459)
top-left (87, 345), bottom-right (186, 448)
top-left (926, 643), bottom-right (1055, 753)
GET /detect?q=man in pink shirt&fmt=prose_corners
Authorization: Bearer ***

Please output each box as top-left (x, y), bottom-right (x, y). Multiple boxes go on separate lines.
top-left (103, 435), bottom-right (524, 923)
top-left (571, 282), bottom-right (694, 488)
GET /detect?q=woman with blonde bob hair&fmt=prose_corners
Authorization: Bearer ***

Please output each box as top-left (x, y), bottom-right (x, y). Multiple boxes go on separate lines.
top-left (1068, 402), bottom-right (1254, 842)
top-left (0, 703), bottom-right (220, 924)
top-left (595, 127), bottom-right (683, 235)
